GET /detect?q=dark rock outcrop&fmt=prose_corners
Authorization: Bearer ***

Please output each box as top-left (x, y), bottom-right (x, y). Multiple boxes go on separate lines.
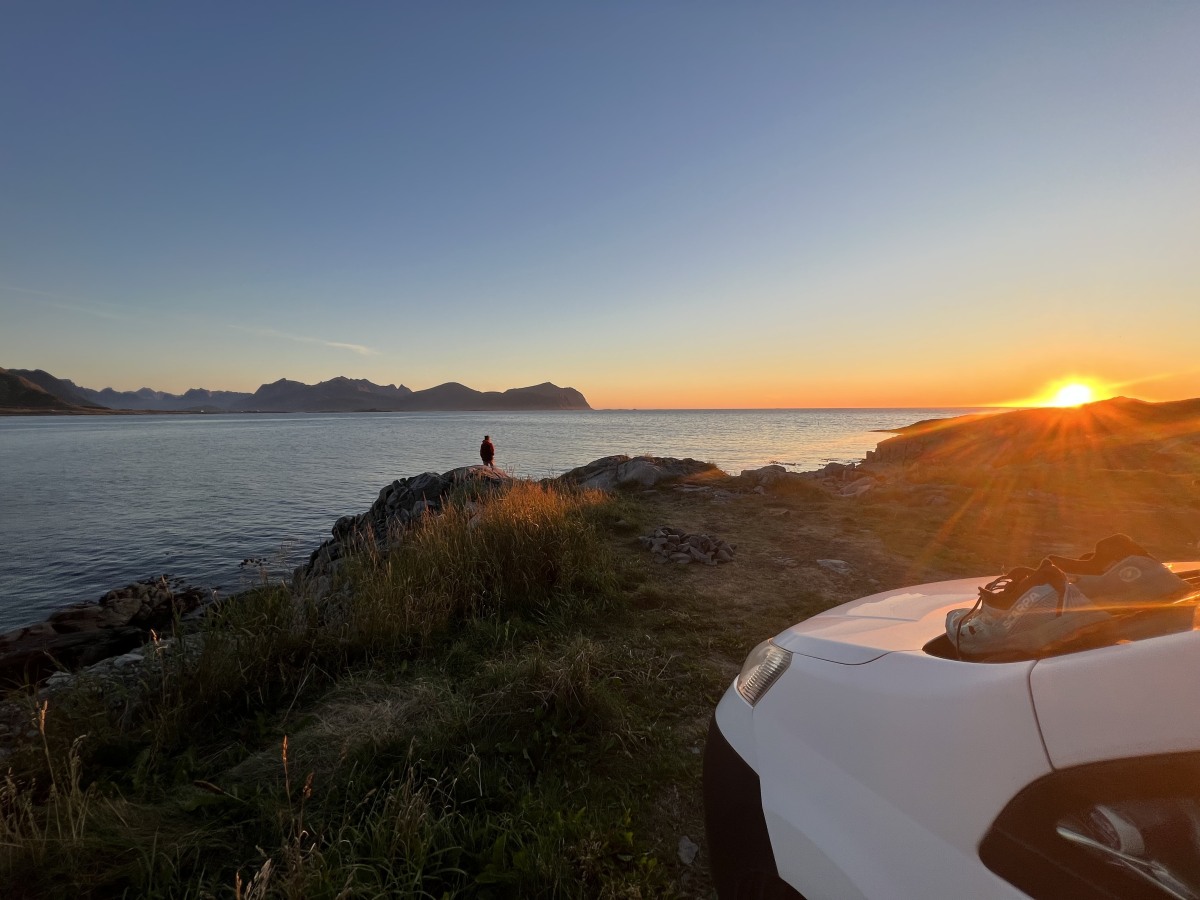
top-left (294, 465), bottom-right (512, 595)
top-left (0, 577), bottom-right (205, 686)
top-left (556, 455), bottom-right (718, 491)
top-left (294, 456), bottom-right (720, 594)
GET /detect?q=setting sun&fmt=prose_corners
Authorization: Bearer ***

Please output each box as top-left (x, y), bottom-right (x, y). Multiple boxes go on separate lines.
top-left (1002, 379), bottom-right (1112, 409)
top-left (1048, 383), bottom-right (1094, 407)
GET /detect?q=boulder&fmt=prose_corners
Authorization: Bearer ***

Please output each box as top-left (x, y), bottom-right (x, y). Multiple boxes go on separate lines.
top-left (840, 479), bottom-right (876, 498)
top-left (615, 458), bottom-right (668, 488)
top-left (0, 575), bottom-right (208, 685)
top-left (46, 604), bottom-right (112, 633)
top-left (678, 836), bottom-right (700, 866)
top-left (557, 455), bottom-right (719, 492)
top-left (446, 465), bottom-right (508, 489)
top-left (741, 464), bottom-right (788, 485)
top-left (0, 626), bottom-right (145, 688)
top-left (407, 472), bottom-right (448, 500)
top-left (816, 559), bottom-right (853, 576)
top-left (293, 465), bottom-right (514, 592)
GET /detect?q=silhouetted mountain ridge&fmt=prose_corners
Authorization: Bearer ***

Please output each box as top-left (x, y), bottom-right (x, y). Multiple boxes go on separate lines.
top-left (3, 369), bottom-right (590, 412)
top-left (6, 369), bottom-right (106, 408)
top-left (0, 368), bottom-right (82, 411)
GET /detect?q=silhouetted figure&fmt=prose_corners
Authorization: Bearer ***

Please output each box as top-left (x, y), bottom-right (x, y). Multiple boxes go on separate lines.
top-left (480, 434), bottom-right (495, 468)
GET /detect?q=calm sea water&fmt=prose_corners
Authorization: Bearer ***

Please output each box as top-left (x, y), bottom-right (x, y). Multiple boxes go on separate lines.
top-left (0, 409), bottom-right (977, 630)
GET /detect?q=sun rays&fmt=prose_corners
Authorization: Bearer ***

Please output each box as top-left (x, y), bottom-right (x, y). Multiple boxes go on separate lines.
top-left (1048, 383), bottom-right (1095, 407)
top-left (1003, 378), bottom-right (1111, 409)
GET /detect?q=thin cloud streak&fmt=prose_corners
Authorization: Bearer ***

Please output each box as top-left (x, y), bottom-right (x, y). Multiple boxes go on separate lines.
top-left (228, 324), bottom-right (378, 356)
top-left (1104, 369), bottom-right (1200, 393)
top-left (0, 283), bottom-right (133, 323)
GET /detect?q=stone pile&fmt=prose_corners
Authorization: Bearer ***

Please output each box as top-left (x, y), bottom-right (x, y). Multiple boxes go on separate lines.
top-left (640, 527), bottom-right (735, 566)
top-left (0, 576), bottom-right (205, 687)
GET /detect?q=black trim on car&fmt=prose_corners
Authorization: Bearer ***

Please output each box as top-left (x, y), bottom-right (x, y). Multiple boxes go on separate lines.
top-left (704, 714), bottom-right (805, 900)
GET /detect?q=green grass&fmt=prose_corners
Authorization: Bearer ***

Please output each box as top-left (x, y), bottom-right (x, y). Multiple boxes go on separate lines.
top-left (0, 480), bottom-right (715, 899)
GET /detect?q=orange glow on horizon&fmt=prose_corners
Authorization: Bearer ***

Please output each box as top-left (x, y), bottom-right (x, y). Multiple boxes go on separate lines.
top-left (1048, 383), bottom-right (1094, 407)
top-left (1000, 378), bottom-right (1113, 410)
top-left (564, 370), bottom-right (1200, 409)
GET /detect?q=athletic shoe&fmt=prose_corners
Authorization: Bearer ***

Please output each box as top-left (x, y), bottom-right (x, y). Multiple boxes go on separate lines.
top-left (1048, 534), bottom-right (1192, 609)
top-left (946, 560), bottom-right (1113, 660)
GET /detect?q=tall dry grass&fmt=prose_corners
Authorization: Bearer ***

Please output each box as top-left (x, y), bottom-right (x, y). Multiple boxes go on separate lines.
top-left (338, 479), bottom-right (617, 645)
top-left (0, 478), bottom-right (660, 898)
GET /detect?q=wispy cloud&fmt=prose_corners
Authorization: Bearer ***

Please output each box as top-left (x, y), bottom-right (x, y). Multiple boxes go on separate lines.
top-left (0, 283), bottom-right (133, 323)
top-left (1104, 369), bottom-right (1200, 393)
top-left (228, 324), bottom-right (378, 356)
top-left (3, 282), bottom-right (379, 357)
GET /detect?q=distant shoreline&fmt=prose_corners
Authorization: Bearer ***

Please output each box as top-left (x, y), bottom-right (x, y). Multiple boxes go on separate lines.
top-left (2, 406), bottom-right (998, 418)
top-left (0, 407), bottom-right (590, 417)
top-left (0, 407), bottom-right (290, 417)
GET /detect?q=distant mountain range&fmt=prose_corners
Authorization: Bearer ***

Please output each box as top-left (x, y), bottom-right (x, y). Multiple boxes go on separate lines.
top-left (1, 368), bottom-right (591, 413)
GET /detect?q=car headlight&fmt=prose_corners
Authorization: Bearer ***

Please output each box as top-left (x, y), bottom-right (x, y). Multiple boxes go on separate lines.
top-left (736, 639), bottom-right (792, 706)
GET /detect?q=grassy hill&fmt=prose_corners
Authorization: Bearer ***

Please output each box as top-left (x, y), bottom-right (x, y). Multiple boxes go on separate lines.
top-left (872, 396), bottom-right (1200, 470)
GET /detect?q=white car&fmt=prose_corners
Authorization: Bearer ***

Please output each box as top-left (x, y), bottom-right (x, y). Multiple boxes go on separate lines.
top-left (704, 563), bottom-right (1200, 900)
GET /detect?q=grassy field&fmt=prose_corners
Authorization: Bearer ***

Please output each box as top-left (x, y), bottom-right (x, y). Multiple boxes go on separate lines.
top-left (1, 480), bottom-right (733, 898)
top-left (3, 452), bottom-right (1199, 898)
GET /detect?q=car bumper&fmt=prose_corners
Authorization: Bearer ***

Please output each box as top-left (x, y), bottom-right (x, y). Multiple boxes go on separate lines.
top-left (704, 710), bottom-right (804, 899)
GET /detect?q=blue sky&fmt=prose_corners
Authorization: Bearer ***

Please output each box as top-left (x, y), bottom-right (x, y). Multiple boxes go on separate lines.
top-left (2, 2), bottom-right (1198, 407)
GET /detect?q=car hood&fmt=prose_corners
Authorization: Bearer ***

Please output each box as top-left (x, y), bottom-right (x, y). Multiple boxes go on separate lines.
top-left (773, 561), bottom-right (1200, 665)
top-left (772, 575), bottom-right (990, 664)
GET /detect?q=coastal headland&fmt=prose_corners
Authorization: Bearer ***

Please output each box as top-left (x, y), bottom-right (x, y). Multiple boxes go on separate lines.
top-left (1, 396), bottom-right (1198, 897)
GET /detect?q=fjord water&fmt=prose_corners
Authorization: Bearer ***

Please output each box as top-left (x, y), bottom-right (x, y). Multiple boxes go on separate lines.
top-left (0, 409), bottom-right (973, 630)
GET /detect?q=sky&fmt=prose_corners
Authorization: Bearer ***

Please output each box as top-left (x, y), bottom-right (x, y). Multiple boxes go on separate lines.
top-left (2, 2), bottom-right (1198, 409)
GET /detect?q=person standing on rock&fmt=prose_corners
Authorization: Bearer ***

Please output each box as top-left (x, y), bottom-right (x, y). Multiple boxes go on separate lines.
top-left (480, 434), bottom-right (495, 468)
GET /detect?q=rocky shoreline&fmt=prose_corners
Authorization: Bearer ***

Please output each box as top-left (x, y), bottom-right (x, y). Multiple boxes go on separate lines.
top-left (12, 393), bottom-right (1194, 693)
top-left (0, 453), bottom-right (882, 696)
top-left (0, 577), bottom-right (207, 687)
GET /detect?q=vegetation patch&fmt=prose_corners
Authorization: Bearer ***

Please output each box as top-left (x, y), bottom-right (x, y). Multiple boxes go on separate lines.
top-left (0, 479), bottom-right (723, 899)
